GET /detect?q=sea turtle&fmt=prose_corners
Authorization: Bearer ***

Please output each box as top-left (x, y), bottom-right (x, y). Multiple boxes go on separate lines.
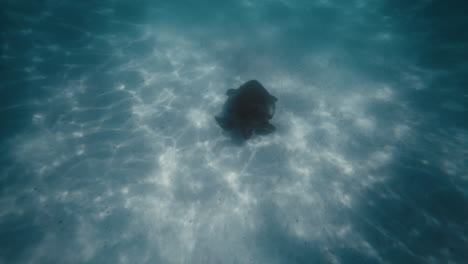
top-left (215, 80), bottom-right (277, 140)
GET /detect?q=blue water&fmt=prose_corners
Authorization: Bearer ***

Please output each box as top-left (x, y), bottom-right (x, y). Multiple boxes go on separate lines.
top-left (1, 1), bottom-right (467, 263)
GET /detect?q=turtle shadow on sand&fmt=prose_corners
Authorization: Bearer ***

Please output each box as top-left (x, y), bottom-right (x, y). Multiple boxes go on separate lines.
top-left (215, 80), bottom-right (277, 144)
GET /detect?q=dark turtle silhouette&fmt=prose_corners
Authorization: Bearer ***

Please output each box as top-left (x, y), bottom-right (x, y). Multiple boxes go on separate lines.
top-left (215, 80), bottom-right (277, 140)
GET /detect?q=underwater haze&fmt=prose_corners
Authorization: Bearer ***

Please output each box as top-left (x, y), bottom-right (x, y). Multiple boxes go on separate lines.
top-left (1, 0), bottom-right (467, 263)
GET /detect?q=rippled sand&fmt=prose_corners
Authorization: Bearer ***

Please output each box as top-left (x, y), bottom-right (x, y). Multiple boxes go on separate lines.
top-left (1, 1), bottom-right (467, 263)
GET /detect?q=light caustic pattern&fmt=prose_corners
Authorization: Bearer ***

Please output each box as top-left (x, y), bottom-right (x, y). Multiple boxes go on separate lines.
top-left (1, 0), bottom-right (467, 263)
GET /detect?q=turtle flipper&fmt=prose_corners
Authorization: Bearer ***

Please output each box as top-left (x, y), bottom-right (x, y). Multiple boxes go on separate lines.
top-left (255, 123), bottom-right (276, 135)
top-left (215, 116), bottom-right (227, 129)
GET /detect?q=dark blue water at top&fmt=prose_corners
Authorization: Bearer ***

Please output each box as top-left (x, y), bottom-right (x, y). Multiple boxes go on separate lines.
top-left (1, 0), bottom-right (467, 263)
